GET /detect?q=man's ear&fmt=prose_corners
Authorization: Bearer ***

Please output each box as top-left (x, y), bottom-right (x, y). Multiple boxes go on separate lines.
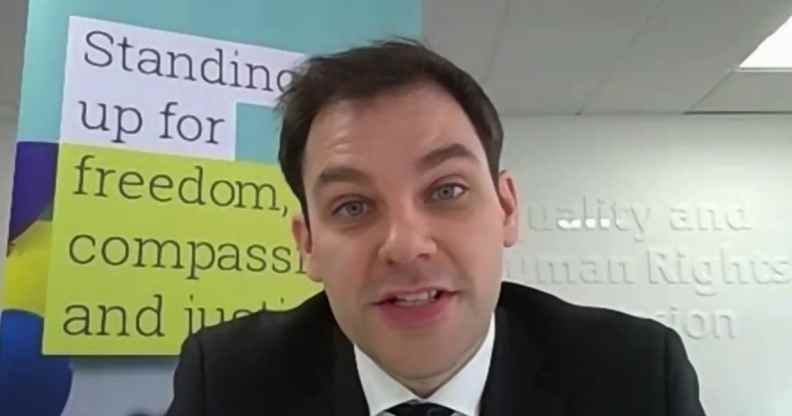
top-left (291, 213), bottom-right (321, 282)
top-left (497, 170), bottom-right (519, 247)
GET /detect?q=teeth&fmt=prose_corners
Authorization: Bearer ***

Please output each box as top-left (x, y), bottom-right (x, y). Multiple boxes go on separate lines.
top-left (396, 291), bottom-right (430, 302)
top-left (393, 290), bottom-right (440, 305)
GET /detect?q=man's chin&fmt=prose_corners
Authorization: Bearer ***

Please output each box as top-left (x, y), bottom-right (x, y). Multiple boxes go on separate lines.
top-left (378, 347), bottom-right (467, 383)
top-left (386, 361), bottom-right (461, 395)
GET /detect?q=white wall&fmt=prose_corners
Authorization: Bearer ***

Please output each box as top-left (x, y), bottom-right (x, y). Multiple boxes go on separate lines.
top-left (501, 115), bottom-right (792, 416)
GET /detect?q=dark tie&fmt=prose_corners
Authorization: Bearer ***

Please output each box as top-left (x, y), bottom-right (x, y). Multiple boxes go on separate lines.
top-left (387, 402), bottom-right (455, 416)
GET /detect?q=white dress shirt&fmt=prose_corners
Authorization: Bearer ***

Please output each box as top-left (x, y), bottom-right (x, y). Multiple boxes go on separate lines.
top-left (354, 315), bottom-right (496, 416)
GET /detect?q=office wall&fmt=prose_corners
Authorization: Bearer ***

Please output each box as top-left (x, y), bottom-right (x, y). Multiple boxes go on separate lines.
top-left (0, 115), bottom-right (16, 296)
top-left (501, 115), bottom-right (792, 416)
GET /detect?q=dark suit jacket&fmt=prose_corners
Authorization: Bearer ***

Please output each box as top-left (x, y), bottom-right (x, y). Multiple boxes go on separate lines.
top-left (165, 282), bottom-right (706, 415)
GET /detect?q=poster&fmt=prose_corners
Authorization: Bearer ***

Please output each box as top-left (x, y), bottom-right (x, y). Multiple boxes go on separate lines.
top-left (0, 0), bottom-right (420, 414)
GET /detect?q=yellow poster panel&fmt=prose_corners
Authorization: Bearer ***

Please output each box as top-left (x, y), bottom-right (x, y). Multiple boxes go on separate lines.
top-left (43, 144), bottom-right (321, 355)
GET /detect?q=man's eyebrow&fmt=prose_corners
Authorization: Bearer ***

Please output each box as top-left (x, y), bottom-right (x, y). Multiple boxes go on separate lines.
top-left (417, 142), bottom-right (480, 172)
top-left (313, 165), bottom-right (372, 195)
top-left (312, 143), bottom-right (478, 195)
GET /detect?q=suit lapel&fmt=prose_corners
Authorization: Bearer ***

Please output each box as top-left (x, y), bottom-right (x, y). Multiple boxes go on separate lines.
top-left (303, 294), bottom-right (369, 416)
top-left (329, 319), bottom-right (370, 416)
top-left (479, 306), bottom-right (566, 416)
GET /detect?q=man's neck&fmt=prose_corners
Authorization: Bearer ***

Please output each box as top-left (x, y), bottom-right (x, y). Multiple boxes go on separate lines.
top-left (354, 315), bottom-right (497, 416)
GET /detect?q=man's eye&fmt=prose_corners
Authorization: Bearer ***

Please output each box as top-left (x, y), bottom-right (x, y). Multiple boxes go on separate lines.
top-left (430, 183), bottom-right (467, 201)
top-left (333, 200), bottom-right (369, 217)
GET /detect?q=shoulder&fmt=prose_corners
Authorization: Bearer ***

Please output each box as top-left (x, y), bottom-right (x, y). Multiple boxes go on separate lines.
top-left (498, 281), bottom-right (671, 358)
top-left (186, 291), bottom-right (336, 385)
top-left (167, 292), bottom-right (337, 414)
top-left (197, 291), bottom-right (331, 341)
top-left (497, 282), bottom-right (704, 413)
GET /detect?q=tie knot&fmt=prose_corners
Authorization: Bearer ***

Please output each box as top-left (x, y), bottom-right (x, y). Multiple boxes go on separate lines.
top-left (387, 402), bottom-right (455, 416)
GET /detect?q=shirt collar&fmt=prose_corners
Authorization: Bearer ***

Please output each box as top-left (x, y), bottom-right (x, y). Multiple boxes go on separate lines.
top-left (354, 315), bottom-right (496, 416)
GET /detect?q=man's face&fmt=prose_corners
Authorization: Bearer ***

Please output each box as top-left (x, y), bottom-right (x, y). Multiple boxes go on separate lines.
top-left (292, 82), bottom-right (518, 386)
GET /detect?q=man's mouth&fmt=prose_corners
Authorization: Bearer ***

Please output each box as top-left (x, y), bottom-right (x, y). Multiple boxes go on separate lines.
top-left (378, 289), bottom-right (451, 307)
top-left (374, 288), bottom-right (455, 328)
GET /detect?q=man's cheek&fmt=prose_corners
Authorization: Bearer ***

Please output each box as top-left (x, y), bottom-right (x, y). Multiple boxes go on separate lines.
top-left (318, 247), bottom-right (362, 284)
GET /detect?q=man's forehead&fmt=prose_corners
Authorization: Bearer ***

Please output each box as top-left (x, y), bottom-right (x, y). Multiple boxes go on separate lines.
top-left (308, 82), bottom-right (454, 139)
top-left (302, 83), bottom-right (481, 173)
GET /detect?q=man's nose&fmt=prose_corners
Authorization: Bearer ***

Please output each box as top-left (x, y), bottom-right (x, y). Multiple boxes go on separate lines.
top-left (377, 207), bottom-right (437, 266)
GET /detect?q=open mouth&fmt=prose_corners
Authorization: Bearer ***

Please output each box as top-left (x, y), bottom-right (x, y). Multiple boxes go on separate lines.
top-left (374, 289), bottom-right (456, 328)
top-left (378, 289), bottom-right (450, 307)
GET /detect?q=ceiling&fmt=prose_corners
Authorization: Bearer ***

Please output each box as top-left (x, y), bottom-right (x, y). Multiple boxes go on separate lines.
top-left (425, 0), bottom-right (792, 115)
top-left (2, 0), bottom-right (792, 121)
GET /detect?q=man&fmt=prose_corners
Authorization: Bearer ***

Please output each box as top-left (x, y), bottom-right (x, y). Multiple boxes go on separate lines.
top-left (165, 40), bottom-right (706, 416)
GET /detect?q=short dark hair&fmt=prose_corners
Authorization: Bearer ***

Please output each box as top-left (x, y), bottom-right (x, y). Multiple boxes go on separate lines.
top-left (277, 39), bottom-right (503, 225)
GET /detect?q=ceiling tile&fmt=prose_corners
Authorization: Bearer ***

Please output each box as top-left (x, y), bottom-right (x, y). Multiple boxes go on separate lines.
top-left (424, 0), bottom-right (509, 81)
top-left (691, 71), bottom-right (792, 112)
top-left (485, 0), bottom-right (659, 115)
top-left (584, 0), bottom-right (792, 113)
